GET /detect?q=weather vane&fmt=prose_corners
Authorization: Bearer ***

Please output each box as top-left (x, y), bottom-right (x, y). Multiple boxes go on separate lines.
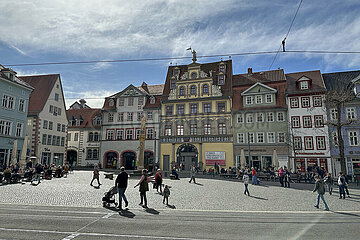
top-left (186, 47), bottom-right (197, 63)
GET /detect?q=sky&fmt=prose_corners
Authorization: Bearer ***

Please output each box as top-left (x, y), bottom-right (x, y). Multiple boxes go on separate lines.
top-left (1, 0), bottom-right (360, 108)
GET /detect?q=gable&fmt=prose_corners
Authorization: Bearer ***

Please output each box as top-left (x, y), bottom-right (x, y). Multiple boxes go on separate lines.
top-left (297, 76), bottom-right (311, 82)
top-left (241, 82), bottom-right (277, 96)
top-left (116, 84), bottom-right (147, 98)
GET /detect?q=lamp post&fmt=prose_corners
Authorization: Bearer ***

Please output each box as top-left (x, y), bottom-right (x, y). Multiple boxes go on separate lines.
top-left (248, 132), bottom-right (251, 168)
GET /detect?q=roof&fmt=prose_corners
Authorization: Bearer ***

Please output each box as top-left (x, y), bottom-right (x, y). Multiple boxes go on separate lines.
top-left (66, 108), bottom-right (102, 129)
top-left (285, 70), bottom-right (326, 96)
top-left (137, 84), bottom-right (164, 95)
top-left (19, 74), bottom-right (60, 114)
top-left (233, 69), bottom-right (286, 86)
top-left (143, 95), bottom-right (161, 109)
top-left (0, 65), bottom-right (33, 90)
top-left (322, 70), bottom-right (360, 91)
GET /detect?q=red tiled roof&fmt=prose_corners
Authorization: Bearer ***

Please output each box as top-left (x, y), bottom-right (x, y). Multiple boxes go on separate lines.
top-left (286, 70), bottom-right (326, 96)
top-left (233, 69), bottom-right (286, 86)
top-left (66, 108), bottom-right (101, 129)
top-left (19, 74), bottom-right (60, 114)
top-left (143, 95), bottom-right (161, 109)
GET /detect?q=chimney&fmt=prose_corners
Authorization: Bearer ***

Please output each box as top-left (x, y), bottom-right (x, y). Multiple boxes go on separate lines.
top-left (79, 99), bottom-right (86, 108)
top-left (248, 68), bottom-right (252, 74)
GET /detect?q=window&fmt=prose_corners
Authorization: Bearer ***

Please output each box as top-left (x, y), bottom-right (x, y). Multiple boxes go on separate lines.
top-left (266, 94), bottom-right (273, 103)
top-left (109, 99), bottom-right (114, 107)
top-left (301, 97), bottom-right (310, 108)
top-left (248, 133), bottom-right (255, 143)
top-left (42, 134), bottom-right (47, 145)
top-left (291, 116), bottom-right (300, 128)
top-left (55, 93), bottom-right (59, 101)
top-left (173, 68), bottom-right (179, 76)
top-left (304, 137), bottom-right (313, 150)
top-left (43, 120), bottom-right (48, 129)
top-left (191, 72), bottom-right (197, 79)
top-left (147, 111), bottom-right (153, 120)
top-left (257, 133), bottom-right (264, 143)
top-left (118, 112), bottom-right (124, 122)
top-left (127, 112), bottom-right (133, 121)
top-left (67, 133), bottom-right (71, 142)
top-left (300, 81), bottom-right (309, 90)
top-left (203, 103), bottom-right (211, 113)
top-left (237, 133), bottom-right (245, 144)
top-left (58, 108), bottom-right (61, 116)
top-left (138, 97), bottom-right (144, 105)
top-left (177, 105), bottom-right (185, 115)
top-left (246, 96), bottom-right (253, 105)
top-left (62, 124), bottom-right (66, 132)
top-left (171, 79), bottom-right (176, 89)
top-left (92, 149), bottom-right (98, 159)
top-left (106, 130), bottom-right (114, 140)
top-left (49, 105), bottom-right (53, 113)
top-left (136, 129), bottom-right (141, 140)
top-left (330, 108), bottom-right (338, 120)
top-left (87, 149), bottom-right (93, 159)
top-left (61, 137), bottom-right (65, 146)
top-left (108, 113), bottom-right (114, 122)
top-left (56, 123), bottom-right (60, 131)
top-left (49, 121), bottom-right (53, 130)
top-left (179, 86), bottom-right (185, 96)
top-left (165, 125), bottom-right (172, 136)
top-left (74, 132), bottom-right (79, 141)
top-left (294, 137), bottom-right (302, 150)
top-left (290, 98), bottom-right (299, 108)
top-left (47, 135), bottom-right (52, 145)
top-left (190, 85), bottom-right (196, 95)
top-left (52, 135), bottom-right (56, 145)
top-left (128, 97), bottom-right (134, 106)
top-left (150, 97), bottom-right (155, 105)
top-left (246, 113), bottom-right (254, 123)
top-left (166, 106), bottom-right (173, 115)
top-left (266, 112), bottom-right (274, 122)
top-left (126, 129), bottom-right (133, 140)
top-left (146, 128), bottom-right (154, 139)
top-left (16, 123), bottom-right (23, 137)
top-left (346, 108), bottom-right (356, 120)
top-left (314, 115), bottom-right (324, 127)
top-left (2, 95), bottom-right (14, 109)
top-left (190, 104), bottom-right (198, 114)
top-left (348, 131), bottom-right (359, 146)
top-left (316, 136), bottom-right (326, 150)
top-left (204, 124), bottom-right (211, 135)
top-left (217, 102), bottom-right (226, 113)
top-left (277, 112), bottom-right (285, 122)
top-left (177, 125), bottom-right (184, 136)
top-left (56, 136), bottom-right (60, 146)
top-left (267, 132), bottom-right (275, 143)
top-left (218, 74), bottom-right (225, 85)
top-left (19, 99), bottom-right (25, 112)
top-left (237, 114), bottom-right (244, 123)
top-left (218, 123), bottom-right (226, 135)
top-left (137, 112), bottom-right (143, 121)
top-left (313, 96), bottom-right (322, 107)
top-left (202, 84), bottom-right (209, 94)
top-left (190, 124), bottom-right (197, 135)
top-left (255, 95), bottom-right (262, 104)
top-left (94, 132), bottom-right (99, 141)
top-left (53, 106), bottom-right (58, 116)
top-left (219, 64), bottom-right (225, 73)
top-left (278, 133), bottom-right (286, 143)
top-left (332, 132), bottom-right (338, 146)
top-left (119, 99), bottom-right (124, 106)
top-left (88, 132), bottom-right (94, 141)
top-left (303, 116), bottom-right (312, 128)
top-left (256, 113), bottom-right (264, 122)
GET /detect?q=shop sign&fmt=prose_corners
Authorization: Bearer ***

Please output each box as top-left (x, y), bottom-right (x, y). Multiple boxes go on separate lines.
top-left (205, 151), bottom-right (226, 165)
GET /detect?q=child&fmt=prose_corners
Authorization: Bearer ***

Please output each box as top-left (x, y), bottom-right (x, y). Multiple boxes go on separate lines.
top-left (163, 185), bottom-right (170, 205)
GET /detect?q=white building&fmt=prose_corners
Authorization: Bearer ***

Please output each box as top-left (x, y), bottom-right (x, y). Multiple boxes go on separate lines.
top-left (286, 70), bottom-right (331, 173)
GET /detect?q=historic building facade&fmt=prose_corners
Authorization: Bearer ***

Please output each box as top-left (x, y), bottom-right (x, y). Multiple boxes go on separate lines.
top-left (286, 70), bottom-right (331, 172)
top-left (160, 58), bottom-right (233, 171)
top-left (21, 74), bottom-right (68, 166)
top-left (232, 69), bottom-right (289, 169)
top-left (0, 65), bottom-right (33, 168)
top-left (101, 82), bottom-right (163, 170)
top-left (323, 71), bottom-right (360, 176)
top-left (66, 100), bottom-right (102, 167)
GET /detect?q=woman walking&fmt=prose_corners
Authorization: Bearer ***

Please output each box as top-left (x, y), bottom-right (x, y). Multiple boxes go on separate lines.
top-left (155, 169), bottom-right (163, 193)
top-left (134, 169), bottom-right (150, 208)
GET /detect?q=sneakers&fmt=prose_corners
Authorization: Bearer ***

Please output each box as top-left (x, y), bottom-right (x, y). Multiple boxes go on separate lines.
top-left (314, 205), bottom-right (319, 209)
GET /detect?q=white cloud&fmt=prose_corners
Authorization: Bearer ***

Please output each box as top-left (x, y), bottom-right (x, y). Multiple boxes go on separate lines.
top-left (64, 89), bottom-right (113, 109)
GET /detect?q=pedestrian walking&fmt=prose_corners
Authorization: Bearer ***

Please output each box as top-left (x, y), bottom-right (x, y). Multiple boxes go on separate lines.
top-left (313, 175), bottom-right (329, 211)
top-left (189, 165), bottom-right (196, 183)
top-left (338, 172), bottom-right (346, 199)
top-left (163, 185), bottom-right (170, 205)
top-left (251, 167), bottom-right (258, 185)
top-left (90, 164), bottom-right (101, 187)
top-left (324, 173), bottom-right (333, 195)
top-left (243, 173), bottom-right (250, 196)
top-left (284, 168), bottom-right (290, 188)
top-left (31, 164), bottom-right (43, 185)
top-left (344, 174), bottom-right (351, 198)
top-left (115, 166), bottom-right (129, 210)
top-left (134, 169), bottom-right (150, 208)
top-left (155, 169), bottom-right (163, 193)
top-left (278, 167), bottom-right (284, 187)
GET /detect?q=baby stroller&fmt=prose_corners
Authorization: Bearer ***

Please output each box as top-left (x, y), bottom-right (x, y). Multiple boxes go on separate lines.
top-left (102, 186), bottom-right (118, 207)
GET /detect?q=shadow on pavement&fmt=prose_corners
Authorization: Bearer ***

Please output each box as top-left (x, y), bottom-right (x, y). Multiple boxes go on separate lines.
top-left (166, 204), bottom-right (176, 209)
top-left (119, 209), bottom-right (136, 218)
top-left (193, 182), bottom-right (204, 186)
top-left (145, 207), bottom-right (160, 215)
top-left (334, 211), bottom-right (360, 218)
top-left (248, 195), bottom-right (268, 200)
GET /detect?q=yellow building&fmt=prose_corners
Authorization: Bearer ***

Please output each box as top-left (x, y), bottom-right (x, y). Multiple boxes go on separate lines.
top-left (160, 56), bottom-right (233, 171)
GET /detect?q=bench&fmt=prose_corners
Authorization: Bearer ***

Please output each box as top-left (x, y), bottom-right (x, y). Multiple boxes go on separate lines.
top-left (220, 173), bottom-right (237, 179)
top-left (104, 173), bottom-right (114, 180)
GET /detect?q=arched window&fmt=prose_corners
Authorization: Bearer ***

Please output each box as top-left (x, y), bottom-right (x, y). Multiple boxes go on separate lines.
top-left (87, 149), bottom-right (93, 159)
top-left (179, 86), bottom-right (185, 96)
top-left (92, 149), bottom-right (98, 159)
top-left (88, 132), bottom-right (94, 142)
top-left (203, 84), bottom-right (209, 94)
top-left (190, 85), bottom-right (196, 95)
top-left (94, 132), bottom-right (99, 141)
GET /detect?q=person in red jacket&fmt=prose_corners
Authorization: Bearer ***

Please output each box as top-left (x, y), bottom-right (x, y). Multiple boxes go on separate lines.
top-left (251, 167), bottom-right (258, 185)
top-left (155, 169), bottom-right (163, 193)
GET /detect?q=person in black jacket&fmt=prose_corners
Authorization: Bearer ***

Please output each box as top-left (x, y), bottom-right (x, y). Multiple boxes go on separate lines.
top-left (115, 166), bottom-right (129, 210)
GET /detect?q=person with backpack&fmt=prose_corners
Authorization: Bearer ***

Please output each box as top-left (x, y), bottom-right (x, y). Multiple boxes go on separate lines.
top-left (313, 175), bottom-right (329, 211)
top-left (338, 172), bottom-right (346, 199)
top-left (134, 169), bottom-right (150, 208)
top-left (115, 166), bottom-right (129, 210)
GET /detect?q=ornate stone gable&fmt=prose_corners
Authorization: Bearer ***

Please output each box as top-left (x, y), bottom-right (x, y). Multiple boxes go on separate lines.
top-left (117, 84), bottom-right (146, 98)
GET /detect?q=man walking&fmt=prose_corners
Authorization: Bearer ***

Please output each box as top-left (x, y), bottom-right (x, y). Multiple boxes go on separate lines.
top-left (324, 173), bottom-right (333, 195)
top-left (189, 165), bottom-right (196, 183)
top-left (338, 172), bottom-right (346, 199)
top-left (115, 166), bottom-right (129, 210)
top-left (90, 164), bottom-right (101, 187)
top-left (251, 167), bottom-right (258, 185)
top-left (313, 175), bottom-right (329, 211)
top-left (243, 173), bottom-right (250, 196)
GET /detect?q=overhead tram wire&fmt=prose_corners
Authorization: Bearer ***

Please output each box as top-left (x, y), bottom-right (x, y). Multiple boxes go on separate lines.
top-left (269, 0), bottom-right (303, 70)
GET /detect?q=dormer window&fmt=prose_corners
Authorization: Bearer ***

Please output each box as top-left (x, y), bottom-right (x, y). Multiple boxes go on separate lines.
top-left (173, 69), bottom-right (179, 76)
top-left (190, 85), bottom-right (196, 95)
top-left (218, 74), bottom-right (225, 85)
top-left (109, 99), bottom-right (114, 106)
top-left (219, 64), bottom-right (226, 73)
top-left (179, 86), bottom-right (185, 96)
top-left (191, 72), bottom-right (197, 79)
top-left (170, 78), bottom-right (176, 89)
top-left (300, 81), bottom-right (309, 90)
top-left (150, 96), bottom-right (155, 104)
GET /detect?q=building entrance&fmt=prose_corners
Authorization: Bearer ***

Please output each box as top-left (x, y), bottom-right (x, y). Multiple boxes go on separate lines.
top-left (122, 151), bottom-right (136, 170)
top-left (177, 144), bottom-right (198, 171)
top-left (105, 151), bottom-right (118, 169)
top-left (144, 151), bottom-right (154, 172)
top-left (67, 150), bottom-right (77, 167)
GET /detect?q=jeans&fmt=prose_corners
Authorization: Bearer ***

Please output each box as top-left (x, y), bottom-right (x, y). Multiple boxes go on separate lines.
top-left (316, 194), bottom-right (329, 210)
top-left (118, 188), bottom-right (128, 208)
top-left (140, 191), bottom-right (147, 206)
top-left (279, 176), bottom-right (284, 187)
top-left (252, 176), bottom-right (258, 185)
top-left (339, 185), bottom-right (345, 198)
top-left (31, 174), bottom-right (41, 184)
top-left (326, 183), bottom-right (333, 195)
top-left (244, 184), bottom-right (250, 195)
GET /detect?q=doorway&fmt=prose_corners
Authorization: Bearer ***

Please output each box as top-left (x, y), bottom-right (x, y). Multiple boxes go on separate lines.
top-left (176, 144), bottom-right (198, 171)
top-left (105, 151), bottom-right (118, 169)
top-left (67, 150), bottom-right (77, 167)
top-left (122, 151), bottom-right (136, 170)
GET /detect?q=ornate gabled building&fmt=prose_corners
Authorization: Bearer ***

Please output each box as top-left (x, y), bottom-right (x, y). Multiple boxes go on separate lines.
top-left (101, 82), bottom-right (163, 170)
top-left (232, 68), bottom-right (289, 169)
top-left (160, 57), bottom-right (233, 171)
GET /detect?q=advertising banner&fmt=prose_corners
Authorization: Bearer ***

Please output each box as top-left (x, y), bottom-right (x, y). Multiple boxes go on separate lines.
top-left (205, 151), bottom-right (226, 165)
